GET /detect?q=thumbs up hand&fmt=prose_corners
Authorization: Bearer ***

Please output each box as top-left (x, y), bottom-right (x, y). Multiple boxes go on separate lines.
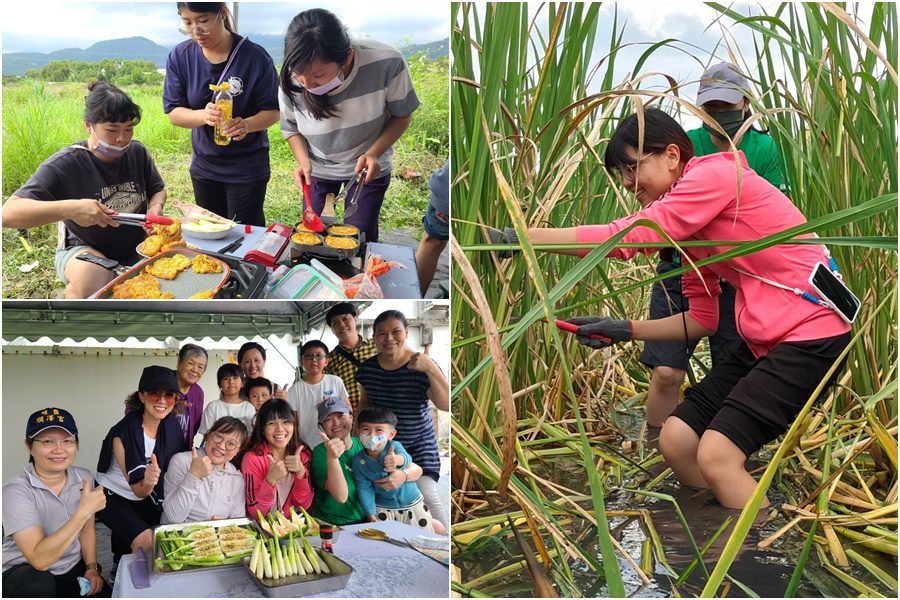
top-left (407, 352), bottom-right (434, 374)
top-left (143, 454), bottom-right (161, 488)
top-left (382, 444), bottom-right (402, 471)
top-left (77, 479), bottom-right (106, 515)
top-left (284, 445), bottom-right (306, 478)
top-left (265, 453), bottom-right (289, 485)
top-left (319, 431), bottom-right (345, 460)
top-left (188, 447), bottom-right (213, 479)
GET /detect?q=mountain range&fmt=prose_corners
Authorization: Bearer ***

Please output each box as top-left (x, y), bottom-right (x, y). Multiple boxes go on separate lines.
top-left (3, 36), bottom-right (448, 76)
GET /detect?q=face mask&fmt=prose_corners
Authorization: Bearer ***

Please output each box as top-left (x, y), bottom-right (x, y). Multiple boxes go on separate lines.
top-left (305, 54), bottom-right (351, 96)
top-left (702, 109), bottom-right (748, 140)
top-left (359, 433), bottom-right (389, 453)
top-left (91, 127), bottom-right (131, 159)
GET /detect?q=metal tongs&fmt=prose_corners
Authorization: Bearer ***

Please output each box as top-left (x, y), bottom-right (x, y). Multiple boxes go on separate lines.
top-left (110, 212), bottom-right (174, 227)
top-left (356, 528), bottom-right (447, 566)
top-left (338, 167), bottom-right (367, 220)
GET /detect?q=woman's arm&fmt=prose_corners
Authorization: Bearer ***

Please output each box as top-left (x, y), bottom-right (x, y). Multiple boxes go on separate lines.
top-left (242, 454), bottom-right (276, 518)
top-left (78, 516), bottom-right (104, 595)
top-left (423, 361), bottom-right (449, 412)
top-left (166, 106), bottom-right (215, 129)
top-left (222, 110), bottom-right (280, 140)
top-left (2, 196), bottom-right (119, 230)
top-left (286, 134), bottom-right (312, 188)
top-left (111, 437), bottom-right (154, 499)
top-left (356, 115), bottom-right (413, 181)
top-left (146, 189), bottom-right (167, 217)
top-left (9, 479), bottom-right (105, 571)
top-left (631, 313), bottom-right (716, 342)
top-left (409, 353), bottom-right (449, 412)
top-left (161, 453), bottom-right (202, 524)
top-left (356, 385), bottom-right (368, 414)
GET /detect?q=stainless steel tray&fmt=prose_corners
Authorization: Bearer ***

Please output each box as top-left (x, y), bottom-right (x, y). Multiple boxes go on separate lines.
top-left (242, 550), bottom-right (353, 597)
top-left (151, 517), bottom-right (261, 575)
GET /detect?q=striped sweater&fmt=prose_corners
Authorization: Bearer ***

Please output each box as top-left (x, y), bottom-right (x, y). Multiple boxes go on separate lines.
top-left (278, 39), bottom-right (420, 180)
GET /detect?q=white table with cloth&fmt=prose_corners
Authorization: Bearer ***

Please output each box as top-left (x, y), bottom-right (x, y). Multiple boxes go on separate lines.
top-left (112, 521), bottom-right (448, 598)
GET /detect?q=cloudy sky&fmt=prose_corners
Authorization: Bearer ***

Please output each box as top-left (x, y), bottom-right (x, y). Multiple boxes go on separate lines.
top-left (457, 2), bottom-right (880, 129)
top-left (0, 1), bottom-right (449, 53)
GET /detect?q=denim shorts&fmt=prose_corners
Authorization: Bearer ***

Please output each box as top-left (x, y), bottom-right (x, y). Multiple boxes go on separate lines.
top-left (54, 245), bottom-right (92, 285)
top-left (422, 203), bottom-right (449, 241)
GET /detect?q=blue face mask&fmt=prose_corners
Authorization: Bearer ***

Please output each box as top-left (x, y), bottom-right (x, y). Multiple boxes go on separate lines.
top-left (359, 433), bottom-right (389, 452)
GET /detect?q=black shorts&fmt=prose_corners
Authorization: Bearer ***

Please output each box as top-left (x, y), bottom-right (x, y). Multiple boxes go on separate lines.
top-left (670, 331), bottom-right (852, 457)
top-left (95, 490), bottom-right (162, 558)
top-left (640, 259), bottom-right (745, 371)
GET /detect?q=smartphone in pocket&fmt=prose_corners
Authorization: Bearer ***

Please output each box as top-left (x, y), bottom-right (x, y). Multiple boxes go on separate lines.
top-left (809, 262), bottom-right (860, 324)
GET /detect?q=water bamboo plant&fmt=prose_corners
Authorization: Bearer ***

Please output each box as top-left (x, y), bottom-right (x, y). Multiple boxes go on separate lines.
top-left (451, 2), bottom-right (897, 597)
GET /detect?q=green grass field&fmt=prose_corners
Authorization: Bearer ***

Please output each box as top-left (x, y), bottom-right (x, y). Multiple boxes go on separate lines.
top-left (1, 55), bottom-right (448, 298)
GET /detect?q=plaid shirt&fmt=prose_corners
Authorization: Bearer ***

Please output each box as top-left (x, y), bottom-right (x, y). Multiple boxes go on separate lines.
top-left (324, 337), bottom-right (378, 412)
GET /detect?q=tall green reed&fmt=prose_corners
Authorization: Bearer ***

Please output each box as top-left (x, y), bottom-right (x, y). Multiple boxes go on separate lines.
top-left (452, 1), bottom-right (897, 596)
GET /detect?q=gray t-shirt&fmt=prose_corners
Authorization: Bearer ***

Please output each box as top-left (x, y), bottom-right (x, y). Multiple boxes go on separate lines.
top-left (279, 39), bottom-right (420, 180)
top-left (2, 464), bottom-right (94, 575)
top-left (13, 140), bottom-right (165, 265)
top-left (161, 449), bottom-right (245, 525)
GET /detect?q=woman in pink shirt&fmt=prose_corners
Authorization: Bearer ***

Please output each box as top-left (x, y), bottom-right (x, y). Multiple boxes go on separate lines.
top-left (505, 108), bottom-right (851, 509)
top-left (241, 399), bottom-right (312, 518)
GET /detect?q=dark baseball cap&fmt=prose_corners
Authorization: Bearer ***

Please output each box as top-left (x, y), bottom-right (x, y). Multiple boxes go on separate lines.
top-left (696, 62), bottom-right (751, 105)
top-left (138, 365), bottom-right (179, 392)
top-left (317, 396), bottom-right (351, 423)
top-left (27, 407), bottom-right (78, 439)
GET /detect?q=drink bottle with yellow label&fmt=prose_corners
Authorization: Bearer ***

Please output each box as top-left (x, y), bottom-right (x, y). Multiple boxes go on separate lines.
top-left (209, 82), bottom-right (233, 146)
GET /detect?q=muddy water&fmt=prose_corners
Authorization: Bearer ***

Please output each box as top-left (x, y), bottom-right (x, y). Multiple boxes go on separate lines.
top-left (455, 413), bottom-right (890, 597)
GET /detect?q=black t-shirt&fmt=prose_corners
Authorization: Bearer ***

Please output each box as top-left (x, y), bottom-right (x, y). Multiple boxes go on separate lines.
top-left (13, 140), bottom-right (166, 265)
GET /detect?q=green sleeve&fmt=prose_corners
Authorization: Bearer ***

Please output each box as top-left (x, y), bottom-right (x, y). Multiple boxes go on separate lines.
top-left (311, 444), bottom-right (329, 490)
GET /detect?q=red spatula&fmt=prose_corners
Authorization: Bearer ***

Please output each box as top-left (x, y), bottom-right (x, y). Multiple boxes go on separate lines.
top-left (302, 181), bottom-right (325, 232)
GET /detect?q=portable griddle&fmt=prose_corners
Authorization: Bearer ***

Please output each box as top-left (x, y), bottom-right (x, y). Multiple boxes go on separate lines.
top-left (82, 250), bottom-right (268, 299)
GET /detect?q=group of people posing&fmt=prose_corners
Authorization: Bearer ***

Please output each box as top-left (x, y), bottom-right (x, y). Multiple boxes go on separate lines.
top-left (3, 2), bottom-right (435, 298)
top-left (2, 304), bottom-right (449, 597)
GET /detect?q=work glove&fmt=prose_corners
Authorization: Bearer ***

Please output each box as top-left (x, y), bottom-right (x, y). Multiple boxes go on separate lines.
top-left (566, 316), bottom-right (633, 349)
top-left (487, 226), bottom-right (518, 258)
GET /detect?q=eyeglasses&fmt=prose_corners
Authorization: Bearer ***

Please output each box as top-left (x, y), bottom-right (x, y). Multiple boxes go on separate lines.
top-left (209, 433), bottom-right (240, 451)
top-left (265, 419), bottom-right (292, 429)
top-left (615, 153), bottom-right (654, 183)
top-left (302, 354), bottom-right (328, 362)
top-left (144, 391), bottom-right (179, 403)
top-left (34, 438), bottom-right (77, 449)
top-left (178, 13), bottom-right (220, 36)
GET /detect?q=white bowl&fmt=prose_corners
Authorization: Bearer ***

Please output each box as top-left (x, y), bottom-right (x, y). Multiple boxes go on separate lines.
top-left (181, 217), bottom-right (236, 240)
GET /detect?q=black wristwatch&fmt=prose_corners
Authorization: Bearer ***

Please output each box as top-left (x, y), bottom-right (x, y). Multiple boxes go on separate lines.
top-left (85, 562), bottom-right (102, 574)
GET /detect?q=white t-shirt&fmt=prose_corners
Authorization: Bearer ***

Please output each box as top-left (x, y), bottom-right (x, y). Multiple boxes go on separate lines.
top-left (198, 399), bottom-right (257, 436)
top-left (286, 374), bottom-right (348, 449)
top-left (95, 435), bottom-right (156, 501)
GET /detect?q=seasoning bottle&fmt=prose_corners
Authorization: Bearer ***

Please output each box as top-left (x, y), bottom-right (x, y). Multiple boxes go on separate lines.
top-left (209, 82), bottom-right (233, 146)
top-left (320, 524), bottom-right (334, 554)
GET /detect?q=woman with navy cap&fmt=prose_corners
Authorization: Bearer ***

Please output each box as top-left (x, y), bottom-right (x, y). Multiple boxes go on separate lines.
top-left (2, 408), bottom-right (110, 597)
top-left (95, 366), bottom-right (188, 572)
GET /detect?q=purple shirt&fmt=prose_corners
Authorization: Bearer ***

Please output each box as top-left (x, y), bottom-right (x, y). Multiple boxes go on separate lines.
top-left (163, 35), bottom-right (279, 183)
top-left (177, 383), bottom-right (205, 447)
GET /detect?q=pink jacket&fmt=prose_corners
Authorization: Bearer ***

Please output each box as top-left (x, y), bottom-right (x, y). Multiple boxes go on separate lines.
top-left (576, 152), bottom-right (850, 357)
top-left (241, 443), bottom-right (313, 518)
